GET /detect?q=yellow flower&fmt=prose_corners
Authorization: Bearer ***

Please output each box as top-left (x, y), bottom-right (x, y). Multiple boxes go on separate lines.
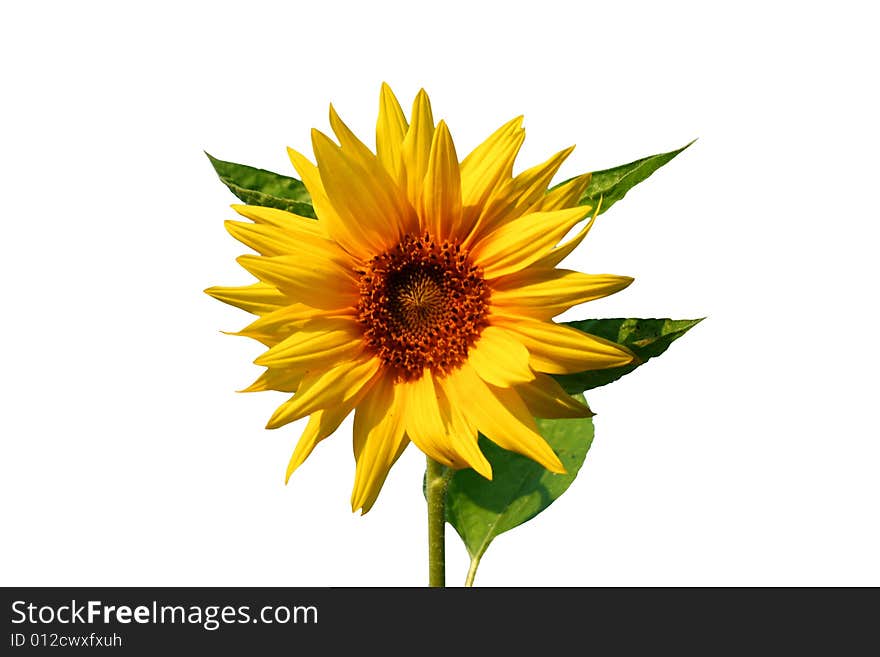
top-left (207, 84), bottom-right (635, 513)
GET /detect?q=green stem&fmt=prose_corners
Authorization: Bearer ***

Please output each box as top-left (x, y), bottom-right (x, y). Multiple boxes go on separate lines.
top-left (464, 555), bottom-right (481, 587)
top-left (426, 457), bottom-right (451, 587)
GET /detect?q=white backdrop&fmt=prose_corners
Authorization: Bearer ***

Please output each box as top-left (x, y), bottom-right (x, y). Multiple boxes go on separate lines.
top-left (2, 1), bottom-right (877, 587)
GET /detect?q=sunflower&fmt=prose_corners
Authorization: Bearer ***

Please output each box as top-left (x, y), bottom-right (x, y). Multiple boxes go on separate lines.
top-left (207, 84), bottom-right (635, 513)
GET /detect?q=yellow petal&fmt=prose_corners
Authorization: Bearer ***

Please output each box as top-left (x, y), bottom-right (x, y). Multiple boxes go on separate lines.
top-left (227, 216), bottom-right (353, 268)
top-left (399, 370), bottom-right (464, 468)
top-left (376, 82), bottom-right (409, 187)
top-left (254, 316), bottom-right (363, 369)
top-left (468, 146), bottom-right (576, 244)
top-left (329, 103), bottom-right (380, 166)
top-left (492, 269), bottom-right (634, 319)
top-left (471, 206), bottom-right (592, 279)
top-left (494, 317), bottom-right (635, 374)
top-left (351, 375), bottom-right (409, 513)
top-left (466, 325), bottom-right (534, 387)
top-left (511, 146), bottom-right (576, 209)
top-left (225, 209), bottom-right (352, 266)
top-left (236, 254), bottom-right (358, 311)
top-left (435, 378), bottom-right (492, 480)
top-left (285, 405), bottom-right (354, 483)
top-left (204, 282), bottom-right (288, 316)
top-left (266, 355), bottom-right (380, 430)
top-left (330, 103), bottom-right (417, 238)
top-left (312, 128), bottom-right (414, 253)
top-left (401, 89), bottom-right (435, 208)
top-left (460, 116), bottom-right (524, 210)
top-left (231, 204), bottom-right (328, 235)
top-left (233, 304), bottom-right (343, 347)
top-left (225, 220), bottom-right (300, 257)
top-left (530, 173), bottom-right (592, 213)
top-left (442, 363), bottom-right (565, 474)
top-left (286, 145), bottom-right (372, 260)
top-left (239, 367), bottom-right (304, 393)
top-left (532, 201), bottom-right (600, 269)
top-left (516, 374), bottom-right (594, 418)
top-left (419, 120), bottom-right (462, 240)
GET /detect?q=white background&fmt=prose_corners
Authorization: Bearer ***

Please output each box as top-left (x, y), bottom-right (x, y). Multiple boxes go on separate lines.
top-left (2, 1), bottom-right (877, 587)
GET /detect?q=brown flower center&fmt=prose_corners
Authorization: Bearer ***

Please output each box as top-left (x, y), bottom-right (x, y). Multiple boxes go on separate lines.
top-left (356, 233), bottom-right (490, 381)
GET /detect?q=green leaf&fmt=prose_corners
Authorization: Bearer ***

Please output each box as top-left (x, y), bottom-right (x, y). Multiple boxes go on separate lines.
top-left (445, 396), bottom-right (594, 566)
top-left (553, 318), bottom-right (703, 394)
top-left (579, 140), bottom-right (695, 215)
top-left (205, 152), bottom-right (316, 218)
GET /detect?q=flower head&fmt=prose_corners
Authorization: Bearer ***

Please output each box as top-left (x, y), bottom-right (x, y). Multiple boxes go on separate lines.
top-left (207, 85), bottom-right (635, 513)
